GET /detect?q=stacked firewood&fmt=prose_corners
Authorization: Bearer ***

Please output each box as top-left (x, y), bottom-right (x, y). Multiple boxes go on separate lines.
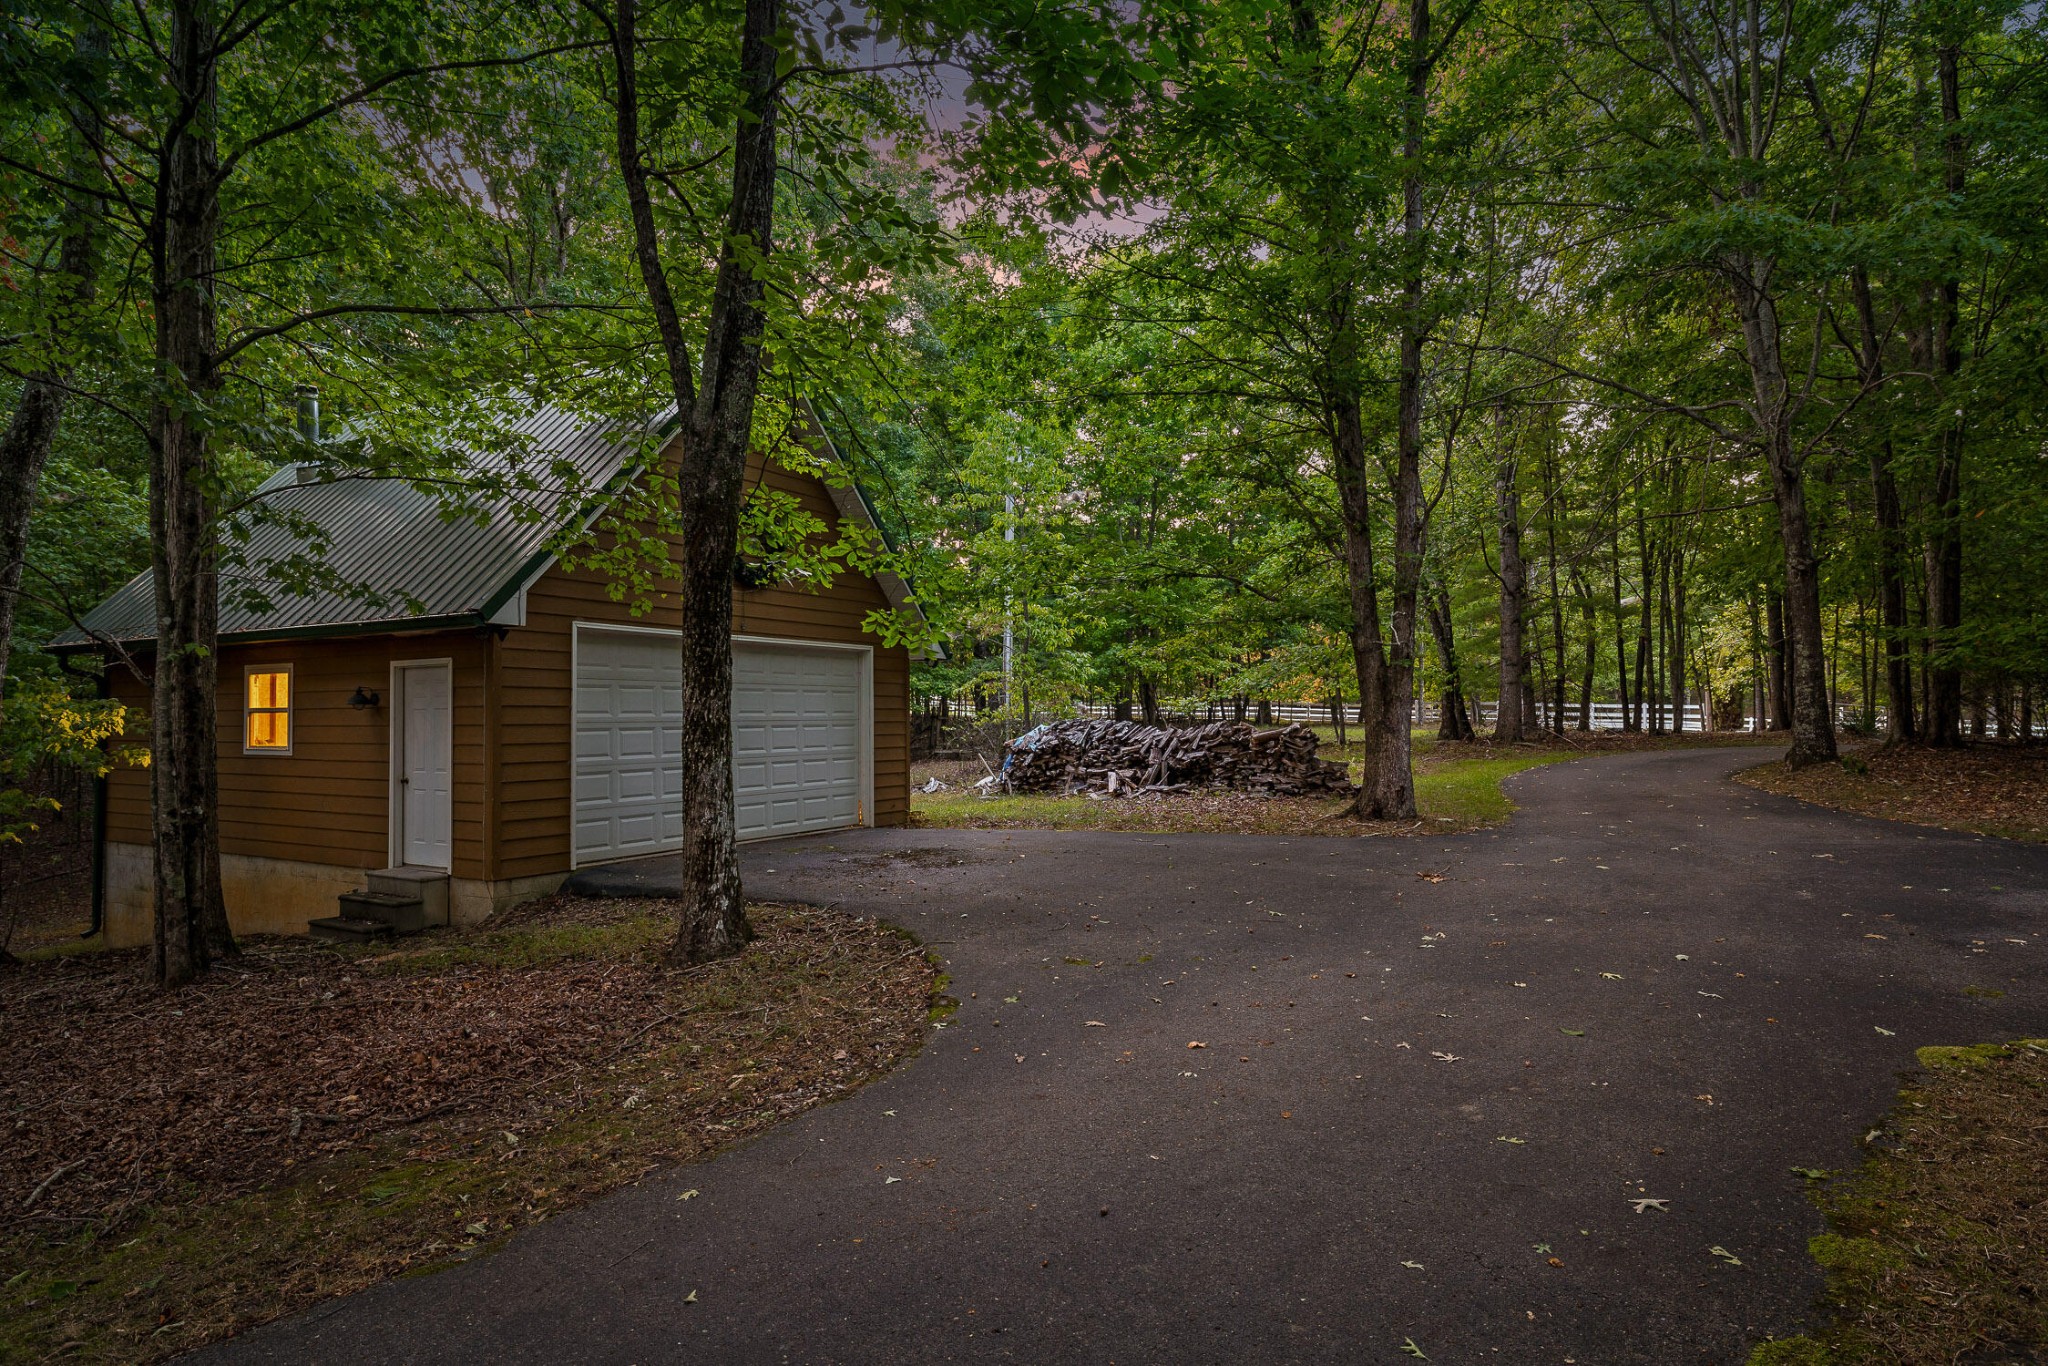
top-left (987, 718), bottom-right (1354, 798)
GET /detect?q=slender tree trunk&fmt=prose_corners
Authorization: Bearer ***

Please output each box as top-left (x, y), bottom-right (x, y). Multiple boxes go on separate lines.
top-left (1749, 596), bottom-right (1763, 731)
top-left (1426, 587), bottom-right (1474, 741)
top-left (1494, 419), bottom-right (1525, 742)
top-left (1731, 273), bottom-right (1836, 763)
top-left (1808, 78), bottom-right (1916, 744)
top-left (1139, 675), bottom-right (1161, 726)
top-left (1542, 447), bottom-right (1565, 736)
top-left (1571, 569), bottom-right (1595, 730)
top-left (1650, 542), bottom-right (1668, 735)
top-left (1849, 273), bottom-right (1916, 742)
top-left (1766, 592), bottom-right (1789, 729)
top-left (150, 0), bottom-right (236, 986)
top-left (1669, 541), bottom-right (1687, 734)
top-left (1634, 498), bottom-right (1653, 732)
top-left (610, 0), bottom-right (780, 963)
top-left (1611, 533), bottom-right (1632, 730)
top-left (1924, 39), bottom-right (1967, 748)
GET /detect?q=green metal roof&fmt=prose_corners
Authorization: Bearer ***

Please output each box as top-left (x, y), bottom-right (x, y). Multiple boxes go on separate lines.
top-left (51, 404), bottom-right (659, 650)
top-left (53, 398), bottom-right (939, 657)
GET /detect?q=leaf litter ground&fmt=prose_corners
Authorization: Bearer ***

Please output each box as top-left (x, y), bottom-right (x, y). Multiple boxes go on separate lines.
top-left (0, 897), bottom-right (935, 1363)
top-left (1736, 742), bottom-right (2048, 845)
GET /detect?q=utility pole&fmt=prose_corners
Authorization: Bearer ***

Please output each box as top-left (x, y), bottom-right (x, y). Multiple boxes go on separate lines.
top-left (1002, 489), bottom-right (1015, 719)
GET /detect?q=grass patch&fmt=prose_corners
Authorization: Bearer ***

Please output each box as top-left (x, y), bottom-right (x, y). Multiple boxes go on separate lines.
top-left (1749, 1039), bottom-right (2048, 1365)
top-left (0, 900), bottom-right (935, 1363)
top-left (911, 743), bottom-right (1579, 838)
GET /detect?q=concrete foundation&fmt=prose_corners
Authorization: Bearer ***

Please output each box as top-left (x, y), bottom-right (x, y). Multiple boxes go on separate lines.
top-left (101, 843), bottom-right (568, 946)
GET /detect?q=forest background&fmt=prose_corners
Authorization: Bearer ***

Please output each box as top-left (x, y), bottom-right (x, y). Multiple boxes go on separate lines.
top-left (4, 0), bottom-right (2046, 971)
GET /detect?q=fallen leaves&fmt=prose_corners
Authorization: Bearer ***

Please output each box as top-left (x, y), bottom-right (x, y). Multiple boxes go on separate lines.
top-left (1734, 744), bottom-right (2048, 844)
top-left (0, 899), bottom-right (934, 1362)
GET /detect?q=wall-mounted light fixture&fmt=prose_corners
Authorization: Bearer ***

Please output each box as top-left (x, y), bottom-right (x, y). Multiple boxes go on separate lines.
top-left (348, 686), bottom-right (380, 710)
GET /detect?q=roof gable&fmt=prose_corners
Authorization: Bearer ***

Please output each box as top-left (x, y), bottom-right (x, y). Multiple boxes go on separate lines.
top-left (53, 400), bottom-right (934, 654)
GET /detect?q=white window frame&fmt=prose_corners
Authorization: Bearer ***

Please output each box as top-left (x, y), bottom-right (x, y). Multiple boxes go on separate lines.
top-left (242, 662), bottom-right (295, 755)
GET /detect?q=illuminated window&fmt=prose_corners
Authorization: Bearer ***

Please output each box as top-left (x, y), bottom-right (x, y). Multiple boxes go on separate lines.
top-left (245, 667), bottom-right (292, 753)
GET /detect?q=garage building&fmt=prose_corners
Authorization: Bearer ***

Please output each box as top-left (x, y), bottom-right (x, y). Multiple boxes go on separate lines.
top-left (52, 401), bottom-right (925, 944)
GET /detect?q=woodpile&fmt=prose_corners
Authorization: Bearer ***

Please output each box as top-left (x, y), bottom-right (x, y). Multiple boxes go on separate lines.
top-left (986, 718), bottom-right (1353, 798)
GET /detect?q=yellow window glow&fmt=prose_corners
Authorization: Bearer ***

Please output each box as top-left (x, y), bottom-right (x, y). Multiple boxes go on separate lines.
top-left (246, 669), bottom-right (292, 751)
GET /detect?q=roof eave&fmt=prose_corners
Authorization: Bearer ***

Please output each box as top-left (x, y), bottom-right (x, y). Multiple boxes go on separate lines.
top-left (51, 612), bottom-right (493, 654)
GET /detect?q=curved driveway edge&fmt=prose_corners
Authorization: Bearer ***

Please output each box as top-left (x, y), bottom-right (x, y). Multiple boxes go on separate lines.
top-left (207, 747), bottom-right (2048, 1364)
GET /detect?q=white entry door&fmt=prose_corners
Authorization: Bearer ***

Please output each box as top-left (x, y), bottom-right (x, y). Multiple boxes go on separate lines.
top-left (570, 626), bottom-right (868, 865)
top-left (395, 661), bottom-right (452, 868)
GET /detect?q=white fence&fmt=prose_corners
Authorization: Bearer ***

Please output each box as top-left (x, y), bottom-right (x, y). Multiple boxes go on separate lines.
top-left (935, 696), bottom-right (1733, 732)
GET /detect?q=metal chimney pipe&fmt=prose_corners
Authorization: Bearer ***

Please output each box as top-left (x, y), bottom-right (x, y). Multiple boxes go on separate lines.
top-left (295, 385), bottom-right (320, 443)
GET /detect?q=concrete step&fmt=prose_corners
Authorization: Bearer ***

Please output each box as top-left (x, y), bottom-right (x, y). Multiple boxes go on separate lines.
top-left (308, 915), bottom-right (396, 944)
top-left (365, 867), bottom-right (450, 926)
top-left (337, 890), bottom-right (426, 935)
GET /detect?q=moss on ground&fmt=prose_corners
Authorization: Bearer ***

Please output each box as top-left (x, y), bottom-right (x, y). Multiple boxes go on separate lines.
top-left (1748, 1039), bottom-right (2048, 1365)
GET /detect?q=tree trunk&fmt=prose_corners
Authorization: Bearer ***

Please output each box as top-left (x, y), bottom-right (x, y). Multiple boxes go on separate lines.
top-left (1571, 569), bottom-right (1595, 730)
top-left (1493, 419), bottom-right (1525, 742)
top-left (1766, 592), bottom-right (1789, 729)
top-left (1542, 448), bottom-right (1565, 736)
top-left (1852, 278), bottom-right (1916, 742)
top-left (1611, 532), bottom-right (1632, 730)
top-left (1669, 541), bottom-right (1687, 734)
top-left (0, 38), bottom-right (102, 690)
top-left (1349, 0), bottom-right (1433, 821)
top-left (1634, 499), bottom-right (1653, 732)
top-left (1923, 38), bottom-right (1967, 748)
top-left (1732, 274), bottom-right (1836, 763)
top-left (1426, 587), bottom-right (1474, 741)
top-left (609, 0), bottom-right (781, 964)
top-left (150, 0), bottom-right (237, 987)
top-left (1138, 675), bottom-right (1161, 726)
top-left (1649, 540), bottom-right (1668, 735)
top-left (1810, 77), bottom-right (1916, 744)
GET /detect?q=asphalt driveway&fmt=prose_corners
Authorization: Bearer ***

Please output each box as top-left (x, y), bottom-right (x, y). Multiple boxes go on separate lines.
top-left (210, 746), bottom-right (2048, 1364)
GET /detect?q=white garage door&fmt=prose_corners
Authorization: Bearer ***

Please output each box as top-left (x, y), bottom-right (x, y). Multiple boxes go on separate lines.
top-left (732, 640), bottom-right (865, 839)
top-left (573, 629), bottom-right (684, 863)
top-left (572, 628), bottom-right (867, 865)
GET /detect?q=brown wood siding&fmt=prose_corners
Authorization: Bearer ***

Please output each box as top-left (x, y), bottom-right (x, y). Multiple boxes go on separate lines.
top-left (104, 632), bottom-right (490, 878)
top-left (491, 452), bottom-right (912, 881)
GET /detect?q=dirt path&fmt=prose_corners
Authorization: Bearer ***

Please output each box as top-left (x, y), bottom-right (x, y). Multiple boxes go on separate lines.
top-left (208, 746), bottom-right (2048, 1364)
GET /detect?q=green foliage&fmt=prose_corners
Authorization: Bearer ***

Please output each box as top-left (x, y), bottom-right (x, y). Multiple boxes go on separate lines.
top-left (0, 676), bottom-right (137, 845)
